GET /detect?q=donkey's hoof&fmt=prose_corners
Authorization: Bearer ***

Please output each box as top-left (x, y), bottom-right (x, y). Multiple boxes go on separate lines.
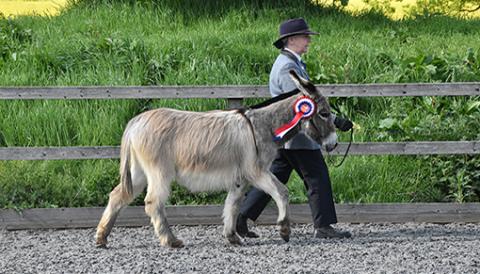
top-left (169, 239), bottom-right (184, 248)
top-left (160, 236), bottom-right (184, 248)
top-left (279, 220), bottom-right (291, 243)
top-left (280, 225), bottom-right (290, 242)
top-left (95, 238), bottom-right (108, 248)
top-left (95, 242), bottom-right (107, 249)
top-left (227, 234), bottom-right (243, 245)
top-left (280, 233), bottom-right (290, 243)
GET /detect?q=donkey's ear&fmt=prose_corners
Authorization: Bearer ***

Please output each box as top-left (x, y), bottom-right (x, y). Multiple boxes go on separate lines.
top-left (289, 70), bottom-right (316, 96)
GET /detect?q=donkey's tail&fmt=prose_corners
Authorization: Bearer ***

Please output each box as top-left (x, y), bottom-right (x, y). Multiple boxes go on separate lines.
top-left (119, 136), bottom-right (133, 198)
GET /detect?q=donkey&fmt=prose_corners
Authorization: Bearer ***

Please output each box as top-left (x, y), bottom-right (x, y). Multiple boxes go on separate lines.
top-left (95, 70), bottom-right (338, 248)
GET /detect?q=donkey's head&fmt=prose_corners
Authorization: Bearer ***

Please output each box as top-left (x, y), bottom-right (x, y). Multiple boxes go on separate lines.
top-left (289, 70), bottom-right (338, 152)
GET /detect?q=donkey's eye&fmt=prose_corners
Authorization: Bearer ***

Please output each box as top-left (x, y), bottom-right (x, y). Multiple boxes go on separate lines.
top-left (319, 112), bottom-right (330, 119)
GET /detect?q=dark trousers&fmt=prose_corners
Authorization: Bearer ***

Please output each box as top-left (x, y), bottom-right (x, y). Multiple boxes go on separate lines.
top-left (239, 149), bottom-right (337, 228)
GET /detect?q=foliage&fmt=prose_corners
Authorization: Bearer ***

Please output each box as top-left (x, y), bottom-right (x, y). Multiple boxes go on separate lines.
top-left (352, 0), bottom-right (480, 18)
top-left (408, 0), bottom-right (480, 17)
top-left (0, 14), bottom-right (33, 64)
top-left (426, 155), bottom-right (480, 202)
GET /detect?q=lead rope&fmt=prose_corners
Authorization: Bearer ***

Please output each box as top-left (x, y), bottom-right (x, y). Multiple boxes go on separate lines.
top-left (328, 102), bottom-right (353, 167)
top-left (329, 127), bottom-right (353, 168)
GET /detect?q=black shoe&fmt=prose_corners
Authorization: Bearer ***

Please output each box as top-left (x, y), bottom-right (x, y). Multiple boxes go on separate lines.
top-left (314, 225), bottom-right (352, 239)
top-left (236, 213), bottom-right (259, 238)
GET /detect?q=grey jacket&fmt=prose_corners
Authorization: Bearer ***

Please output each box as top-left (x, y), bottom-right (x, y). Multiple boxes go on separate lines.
top-left (269, 51), bottom-right (320, 150)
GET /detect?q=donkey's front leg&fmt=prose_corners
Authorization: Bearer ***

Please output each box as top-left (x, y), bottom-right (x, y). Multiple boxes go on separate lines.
top-left (252, 172), bottom-right (291, 242)
top-left (222, 185), bottom-right (246, 245)
top-left (144, 174), bottom-right (183, 248)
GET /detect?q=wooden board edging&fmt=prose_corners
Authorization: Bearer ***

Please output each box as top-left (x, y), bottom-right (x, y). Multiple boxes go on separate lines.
top-left (1, 203), bottom-right (480, 230)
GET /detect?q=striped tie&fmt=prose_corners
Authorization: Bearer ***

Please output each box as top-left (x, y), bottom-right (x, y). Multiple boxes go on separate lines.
top-left (300, 60), bottom-right (309, 80)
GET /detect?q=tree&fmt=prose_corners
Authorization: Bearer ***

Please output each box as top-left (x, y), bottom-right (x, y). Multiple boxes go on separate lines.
top-left (361, 0), bottom-right (480, 18)
top-left (409, 0), bottom-right (480, 17)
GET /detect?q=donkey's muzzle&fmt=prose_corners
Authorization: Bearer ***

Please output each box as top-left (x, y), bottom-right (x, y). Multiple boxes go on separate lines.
top-left (325, 142), bottom-right (338, 153)
top-left (322, 132), bottom-right (338, 153)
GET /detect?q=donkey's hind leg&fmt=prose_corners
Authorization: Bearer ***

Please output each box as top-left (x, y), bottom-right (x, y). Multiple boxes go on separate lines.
top-left (251, 172), bottom-right (291, 242)
top-left (223, 184), bottom-right (246, 245)
top-left (144, 170), bottom-right (183, 248)
top-left (95, 161), bottom-right (147, 248)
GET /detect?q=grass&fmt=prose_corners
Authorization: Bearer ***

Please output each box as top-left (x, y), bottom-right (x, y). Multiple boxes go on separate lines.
top-left (0, 0), bottom-right (479, 208)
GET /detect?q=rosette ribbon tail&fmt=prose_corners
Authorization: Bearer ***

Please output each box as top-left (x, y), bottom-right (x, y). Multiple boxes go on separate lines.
top-left (273, 96), bottom-right (316, 142)
top-left (273, 112), bottom-right (304, 141)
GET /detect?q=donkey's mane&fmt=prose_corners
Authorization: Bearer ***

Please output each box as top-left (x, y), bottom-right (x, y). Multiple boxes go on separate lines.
top-left (247, 89), bottom-right (300, 110)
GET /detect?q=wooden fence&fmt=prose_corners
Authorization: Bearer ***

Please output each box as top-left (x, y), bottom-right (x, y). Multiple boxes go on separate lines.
top-left (1, 83), bottom-right (479, 160)
top-left (2, 203), bottom-right (480, 230)
top-left (1, 83), bottom-right (479, 229)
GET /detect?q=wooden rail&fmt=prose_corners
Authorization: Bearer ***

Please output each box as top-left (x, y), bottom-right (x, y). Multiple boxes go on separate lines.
top-left (1, 83), bottom-right (479, 99)
top-left (0, 141), bottom-right (479, 160)
top-left (0, 83), bottom-right (479, 160)
top-left (2, 203), bottom-right (479, 230)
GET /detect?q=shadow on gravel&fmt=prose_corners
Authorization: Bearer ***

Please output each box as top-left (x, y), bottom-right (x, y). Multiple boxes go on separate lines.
top-left (76, 224), bottom-right (480, 250)
top-left (348, 224), bottom-right (480, 243)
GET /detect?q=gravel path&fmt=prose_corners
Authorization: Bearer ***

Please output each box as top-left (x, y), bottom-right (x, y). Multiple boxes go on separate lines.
top-left (1, 223), bottom-right (479, 274)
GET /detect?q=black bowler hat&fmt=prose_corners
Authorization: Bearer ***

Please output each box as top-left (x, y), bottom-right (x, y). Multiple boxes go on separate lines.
top-left (273, 18), bottom-right (319, 49)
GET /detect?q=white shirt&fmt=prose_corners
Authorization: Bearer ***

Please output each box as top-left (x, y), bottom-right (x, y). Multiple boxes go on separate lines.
top-left (283, 47), bottom-right (302, 63)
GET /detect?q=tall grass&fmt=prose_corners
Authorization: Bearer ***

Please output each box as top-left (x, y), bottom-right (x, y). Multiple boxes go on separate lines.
top-left (0, 0), bottom-right (479, 208)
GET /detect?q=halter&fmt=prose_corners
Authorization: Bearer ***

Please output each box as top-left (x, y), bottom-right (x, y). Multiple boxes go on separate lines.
top-left (273, 96), bottom-right (317, 141)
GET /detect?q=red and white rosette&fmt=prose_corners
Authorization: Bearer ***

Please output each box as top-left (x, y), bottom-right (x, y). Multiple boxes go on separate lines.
top-left (273, 96), bottom-right (316, 141)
